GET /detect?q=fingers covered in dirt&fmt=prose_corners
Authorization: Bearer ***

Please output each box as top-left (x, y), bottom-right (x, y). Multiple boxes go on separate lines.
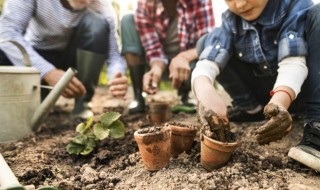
top-left (44, 69), bottom-right (86, 98)
top-left (255, 103), bottom-right (292, 145)
top-left (197, 103), bottom-right (230, 141)
top-left (108, 72), bottom-right (128, 99)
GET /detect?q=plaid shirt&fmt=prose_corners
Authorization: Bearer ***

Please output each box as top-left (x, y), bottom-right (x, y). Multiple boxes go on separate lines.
top-left (135, 0), bottom-right (214, 64)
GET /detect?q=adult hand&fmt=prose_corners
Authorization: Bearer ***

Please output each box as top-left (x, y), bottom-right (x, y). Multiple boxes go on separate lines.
top-left (108, 72), bottom-right (128, 99)
top-left (43, 69), bottom-right (86, 98)
top-left (255, 103), bottom-right (292, 145)
top-left (143, 61), bottom-right (165, 95)
top-left (169, 54), bottom-right (190, 89)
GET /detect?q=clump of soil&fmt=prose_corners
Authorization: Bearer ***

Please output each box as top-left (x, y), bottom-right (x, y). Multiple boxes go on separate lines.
top-left (137, 126), bottom-right (162, 134)
top-left (200, 108), bottom-right (236, 143)
top-left (0, 88), bottom-right (319, 190)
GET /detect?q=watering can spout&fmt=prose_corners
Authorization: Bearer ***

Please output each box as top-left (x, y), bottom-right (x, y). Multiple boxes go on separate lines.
top-left (31, 68), bottom-right (77, 131)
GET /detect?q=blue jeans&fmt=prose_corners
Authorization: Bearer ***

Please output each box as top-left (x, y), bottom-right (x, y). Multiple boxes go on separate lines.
top-left (0, 11), bottom-right (110, 71)
top-left (196, 4), bottom-right (320, 122)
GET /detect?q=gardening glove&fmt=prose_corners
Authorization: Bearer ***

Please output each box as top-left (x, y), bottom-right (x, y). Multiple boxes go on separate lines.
top-left (255, 103), bottom-right (292, 145)
top-left (197, 103), bottom-right (230, 141)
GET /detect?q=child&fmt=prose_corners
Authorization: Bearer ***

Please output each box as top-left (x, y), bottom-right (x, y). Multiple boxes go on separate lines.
top-left (192, 0), bottom-right (320, 171)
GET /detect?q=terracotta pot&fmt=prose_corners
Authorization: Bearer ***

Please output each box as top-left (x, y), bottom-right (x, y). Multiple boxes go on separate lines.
top-left (134, 125), bottom-right (171, 171)
top-left (149, 101), bottom-right (170, 123)
top-left (200, 134), bottom-right (238, 171)
top-left (168, 123), bottom-right (197, 158)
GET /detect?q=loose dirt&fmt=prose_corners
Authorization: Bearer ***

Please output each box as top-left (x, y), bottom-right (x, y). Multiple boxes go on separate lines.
top-left (0, 86), bottom-right (319, 190)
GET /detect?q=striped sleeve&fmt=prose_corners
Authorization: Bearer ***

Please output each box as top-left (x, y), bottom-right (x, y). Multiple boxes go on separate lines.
top-left (0, 0), bottom-right (55, 78)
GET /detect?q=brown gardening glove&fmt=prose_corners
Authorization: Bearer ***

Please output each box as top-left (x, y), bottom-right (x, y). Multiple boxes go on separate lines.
top-left (255, 103), bottom-right (292, 145)
top-left (197, 103), bottom-right (230, 141)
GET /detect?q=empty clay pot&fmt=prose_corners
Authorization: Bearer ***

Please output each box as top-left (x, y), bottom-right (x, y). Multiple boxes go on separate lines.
top-left (200, 134), bottom-right (238, 171)
top-left (149, 101), bottom-right (171, 123)
top-left (134, 125), bottom-right (171, 171)
top-left (168, 123), bottom-right (197, 158)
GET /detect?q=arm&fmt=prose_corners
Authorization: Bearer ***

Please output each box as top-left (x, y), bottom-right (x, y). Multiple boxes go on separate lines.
top-left (0, 0), bottom-right (86, 98)
top-left (192, 59), bottom-right (226, 117)
top-left (135, 0), bottom-right (167, 65)
top-left (169, 0), bottom-right (215, 89)
top-left (169, 48), bottom-right (197, 89)
top-left (0, 0), bottom-right (55, 78)
top-left (256, 56), bottom-right (308, 144)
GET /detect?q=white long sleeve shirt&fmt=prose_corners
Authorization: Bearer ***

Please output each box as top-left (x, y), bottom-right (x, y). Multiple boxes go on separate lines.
top-left (0, 0), bottom-right (125, 79)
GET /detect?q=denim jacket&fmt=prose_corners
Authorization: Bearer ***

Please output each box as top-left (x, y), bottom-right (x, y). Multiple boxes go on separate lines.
top-left (200, 0), bottom-right (314, 76)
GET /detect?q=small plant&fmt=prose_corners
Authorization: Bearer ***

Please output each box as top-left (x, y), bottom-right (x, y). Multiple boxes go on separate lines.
top-left (67, 112), bottom-right (125, 155)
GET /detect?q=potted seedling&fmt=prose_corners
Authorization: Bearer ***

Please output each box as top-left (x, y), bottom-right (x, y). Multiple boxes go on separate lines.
top-left (67, 112), bottom-right (125, 155)
top-left (197, 104), bottom-right (238, 171)
top-left (166, 122), bottom-right (198, 158)
top-left (134, 125), bottom-right (171, 171)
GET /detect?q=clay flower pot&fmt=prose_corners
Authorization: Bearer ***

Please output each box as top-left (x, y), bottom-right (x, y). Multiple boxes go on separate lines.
top-left (134, 125), bottom-right (171, 171)
top-left (148, 101), bottom-right (171, 123)
top-left (167, 123), bottom-right (197, 158)
top-left (200, 134), bottom-right (238, 171)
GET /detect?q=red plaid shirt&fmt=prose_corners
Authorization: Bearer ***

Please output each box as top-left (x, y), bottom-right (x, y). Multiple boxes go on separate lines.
top-left (135, 0), bottom-right (215, 64)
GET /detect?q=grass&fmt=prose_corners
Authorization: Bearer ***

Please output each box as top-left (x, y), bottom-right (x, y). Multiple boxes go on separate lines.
top-left (98, 64), bottom-right (174, 91)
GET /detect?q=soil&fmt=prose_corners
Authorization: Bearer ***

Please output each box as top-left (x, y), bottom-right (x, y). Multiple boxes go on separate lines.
top-left (0, 86), bottom-right (320, 190)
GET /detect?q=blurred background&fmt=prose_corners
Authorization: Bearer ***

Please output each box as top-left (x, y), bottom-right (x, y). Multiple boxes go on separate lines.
top-left (0, 0), bottom-right (320, 86)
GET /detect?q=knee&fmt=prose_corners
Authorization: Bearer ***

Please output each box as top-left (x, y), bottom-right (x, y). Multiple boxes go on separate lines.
top-left (79, 12), bottom-right (110, 41)
top-left (121, 13), bottom-right (135, 31)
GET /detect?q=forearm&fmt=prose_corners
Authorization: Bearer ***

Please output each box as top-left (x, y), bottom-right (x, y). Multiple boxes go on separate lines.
top-left (271, 56), bottom-right (308, 109)
top-left (150, 60), bottom-right (166, 75)
top-left (0, 0), bottom-right (55, 78)
top-left (269, 86), bottom-right (295, 109)
top-left (178, 48), bottom-right (198, 63)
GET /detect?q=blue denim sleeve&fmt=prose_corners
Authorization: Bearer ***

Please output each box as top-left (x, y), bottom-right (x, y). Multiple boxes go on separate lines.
top-left (277, 3), bottom-right (313, 61)
top-left (199, 17), bottom-right (233, 70)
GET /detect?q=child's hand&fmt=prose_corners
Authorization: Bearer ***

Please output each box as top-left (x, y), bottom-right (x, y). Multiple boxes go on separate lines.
top-left (255, 103), bottom-right (292, 144)
top-left (197, 102), bottom-right (229, 141)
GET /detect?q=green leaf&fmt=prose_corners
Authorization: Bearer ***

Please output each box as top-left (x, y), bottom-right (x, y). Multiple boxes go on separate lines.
top-left (93, 123), bottom-right (110, 140)
top-left (71, 134), bottom-right (87, 145)
top-left (109, 120), bottom-right (126, 138)
top-left (80, 140), bottom-right (97, 155)
top-left (66, 142), bottom-right (85, 155)
top-left (100, 112), bottom-right (121, 127)
top-left (76, 123), bottom-right (86, 133)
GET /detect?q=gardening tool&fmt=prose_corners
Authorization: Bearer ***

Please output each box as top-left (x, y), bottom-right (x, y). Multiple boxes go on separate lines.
top-left (0, 40), bottom-right (76, 143)
top-left (0, 154), bottom-right (58, 190)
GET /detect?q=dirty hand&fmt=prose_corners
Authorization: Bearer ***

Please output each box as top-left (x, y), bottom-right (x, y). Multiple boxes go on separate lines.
top-left (142, 63), bottom-right (163, 95)
top-left (44, 69), bottom-right (86, 98)
top-left (255, 103), bottom-right (292, 145)
top-left (108, 72), bottom-right (128, 99)
top-left (197, 102), bottom-right (229, 141)
top-left (169, 54), bottom-right (190, 89)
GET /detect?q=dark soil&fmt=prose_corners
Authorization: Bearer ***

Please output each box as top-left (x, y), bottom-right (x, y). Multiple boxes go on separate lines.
top-left (0, 87), bottom-right (319, 190)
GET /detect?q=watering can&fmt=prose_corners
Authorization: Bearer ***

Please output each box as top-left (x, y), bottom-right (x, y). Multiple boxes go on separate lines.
top-left (0, 40), bottom-right (76, 143)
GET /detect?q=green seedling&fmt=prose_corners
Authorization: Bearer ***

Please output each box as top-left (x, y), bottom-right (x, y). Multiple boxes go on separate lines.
top-left (66, 112), bottom-right (126, 155)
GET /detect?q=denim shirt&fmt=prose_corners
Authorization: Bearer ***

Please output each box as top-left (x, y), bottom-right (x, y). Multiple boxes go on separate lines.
top-left (200, 0), bottom-right (314, 76)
